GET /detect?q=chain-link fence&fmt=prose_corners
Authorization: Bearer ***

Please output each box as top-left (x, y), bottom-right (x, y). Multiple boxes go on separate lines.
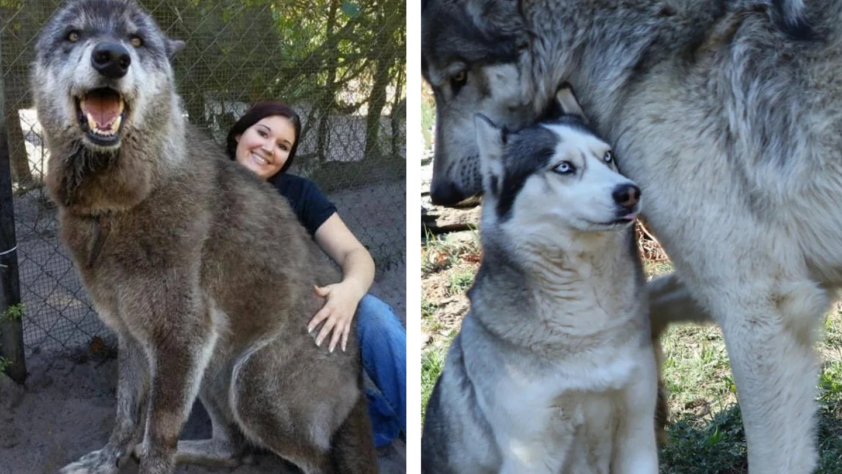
top-left (0, 0), bottom-right (406, 367)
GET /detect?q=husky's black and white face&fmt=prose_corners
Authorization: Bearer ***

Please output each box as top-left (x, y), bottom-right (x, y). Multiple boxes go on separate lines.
top-left (475, 114), bottom-right (641, 238)
top-left (32, 0), bottom-right (183, 152)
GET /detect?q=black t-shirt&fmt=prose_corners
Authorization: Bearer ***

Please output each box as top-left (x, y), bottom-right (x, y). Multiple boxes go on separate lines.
top-left (268, 173), bottom-right (337, 237)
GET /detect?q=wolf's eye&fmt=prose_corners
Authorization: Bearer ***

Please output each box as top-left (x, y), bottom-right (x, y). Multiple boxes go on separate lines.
top-left (604, 151), bottom-right (614, 163)
top-left (67, 31), bottom-right (80, 42)
top-left (450, 71), bottom-right (467, 94)
top-left (130, 36), bottom-right (143, 48)
top-left (553, 161), bottom-right (575, 175)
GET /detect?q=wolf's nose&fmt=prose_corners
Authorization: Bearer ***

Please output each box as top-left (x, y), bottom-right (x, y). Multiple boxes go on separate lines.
top-left (92, 42), bottom-right (131, 79)
top-left (612, 183), bottom-right (641, 209)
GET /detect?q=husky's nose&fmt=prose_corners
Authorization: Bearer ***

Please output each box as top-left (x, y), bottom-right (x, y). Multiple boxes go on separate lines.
top-left (612, 183), bottom-right (641, 209)
top-left (92, 42), bottom-right (131, 79)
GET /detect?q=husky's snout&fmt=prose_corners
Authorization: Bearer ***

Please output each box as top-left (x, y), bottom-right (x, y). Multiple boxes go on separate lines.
top-left (612, 183), bottom-right (641, 222)
top-left (91, 42), bottom-right (131, 79)
top-left (613, 183), bottom-right (641, 209)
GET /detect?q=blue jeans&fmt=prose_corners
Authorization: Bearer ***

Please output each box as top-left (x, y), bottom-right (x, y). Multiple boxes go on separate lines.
top-left (356, 294), bottom-right (406, 448)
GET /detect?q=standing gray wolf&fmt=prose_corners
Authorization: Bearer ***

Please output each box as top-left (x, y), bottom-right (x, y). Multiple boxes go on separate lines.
top-left (422, 0), bottom-right (842, 472)
top-left (32, 1), bottom-right (377, 473)
top-left (422, 90), bottom-right (659, 474)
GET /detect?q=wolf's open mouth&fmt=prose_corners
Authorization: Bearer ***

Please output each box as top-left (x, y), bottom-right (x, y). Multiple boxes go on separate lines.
top-left (75, 88), bottom-right (126, 146)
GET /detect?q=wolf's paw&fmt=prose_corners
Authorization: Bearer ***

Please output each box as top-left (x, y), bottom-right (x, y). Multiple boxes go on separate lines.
top-left (59, 449), bottom-right (120, 474)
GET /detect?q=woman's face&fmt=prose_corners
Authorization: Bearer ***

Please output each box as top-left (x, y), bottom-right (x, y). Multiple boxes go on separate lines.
top-left (235, 115), bottom-right (296, 179)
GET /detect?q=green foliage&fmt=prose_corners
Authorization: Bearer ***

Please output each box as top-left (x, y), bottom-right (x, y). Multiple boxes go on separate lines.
top-left (421, 347), bottom-right (447, 421)
top-left (0, 357), bottom-right (11, 374)
top-left (447, 271), bottom-right (473, 296)
top-left (2, 303), bottom-right (23, 321)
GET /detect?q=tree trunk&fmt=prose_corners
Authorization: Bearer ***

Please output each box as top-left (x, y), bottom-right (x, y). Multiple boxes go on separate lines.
top-left (0, 48), bottom-right (27, 383)
top-left (0, 23), bottom-right (34, 187)
top-left (390, 69), bottom-right (405, 157)
top-left (364, 43), bottom-right (393, 159)
top-left (316, 0), bottom-right (340, 162)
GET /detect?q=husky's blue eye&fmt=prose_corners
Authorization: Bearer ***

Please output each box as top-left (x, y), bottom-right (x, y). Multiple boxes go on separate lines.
top-left (553, 161), bottom-right (575, 175)
top-left (66, 31), bottom-right (80, 42)
top-left (604, 151), bottom-right (614, 163)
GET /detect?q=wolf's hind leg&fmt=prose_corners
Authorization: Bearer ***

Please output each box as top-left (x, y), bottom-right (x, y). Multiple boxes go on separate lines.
top-left (173, 387), bottom-right (245, 467)
top-left (230, 341), bottom-right (373, 474)
top-left (60, 333), bottom-right (150, 474)
top-left (329, 394), bottom-right (378, 473)
top-left (174, 439), bottom-right (242, 467)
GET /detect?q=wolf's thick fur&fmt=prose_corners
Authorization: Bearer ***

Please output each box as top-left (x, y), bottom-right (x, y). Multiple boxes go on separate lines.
top-left (422, 100), bottom-right (659, 474)
top-left (32, 1), bottom-right (377, 473)
top-left (423, 0), bottom-right (842, 471)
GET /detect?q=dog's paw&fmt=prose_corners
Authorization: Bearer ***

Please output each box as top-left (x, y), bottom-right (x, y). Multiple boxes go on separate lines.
top-left (59, 449), bottom-right (120, 474)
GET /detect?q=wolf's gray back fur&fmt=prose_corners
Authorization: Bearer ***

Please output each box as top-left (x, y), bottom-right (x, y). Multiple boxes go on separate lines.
top-left (423, 0), bottom-right (842, 472)
top-left (32, 1), bottom-right (377, 473)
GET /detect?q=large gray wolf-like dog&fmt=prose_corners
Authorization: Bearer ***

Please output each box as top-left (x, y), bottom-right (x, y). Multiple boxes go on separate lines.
top-left (423, 0), bottom-right (842, 472)
top-left (422, 90), bottom-right (659, 474)
top-left (32, 1), bottom-right (377, 473)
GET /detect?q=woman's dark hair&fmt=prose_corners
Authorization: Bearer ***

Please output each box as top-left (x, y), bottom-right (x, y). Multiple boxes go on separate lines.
top-left (225, 101), bottom-right (302, 175)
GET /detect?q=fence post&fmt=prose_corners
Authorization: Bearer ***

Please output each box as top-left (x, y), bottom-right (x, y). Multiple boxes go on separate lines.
top-left (0, 31), bottom-right (27, 384)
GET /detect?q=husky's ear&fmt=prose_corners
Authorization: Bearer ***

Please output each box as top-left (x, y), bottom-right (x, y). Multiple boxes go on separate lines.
top-left (555, 84), bottom-right (589, 124)
top-left (165, 39), bottom-right (186, 60)
top-left (474, 113), bottom-right (506, 194)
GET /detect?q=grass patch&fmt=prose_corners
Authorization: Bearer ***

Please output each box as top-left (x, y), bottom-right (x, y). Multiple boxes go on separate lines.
top-left (420, 243), bottom-right (842, 470)
top-left (422, 347), bottom-right (447, 421)
top-left (656, 262), bottom-right (842, 473)
top-left (422, 230), bottom-right (481, 274)
top-left (447, 271), bottom-right (474, 296)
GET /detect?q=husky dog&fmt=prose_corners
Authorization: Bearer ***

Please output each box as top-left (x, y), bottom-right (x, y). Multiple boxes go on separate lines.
top-left (423, 0), bottom-right (842, 471)
top-left (422, 92), bottom-right (659, 474)
top-left (32, 1), bottom-right (377, 473)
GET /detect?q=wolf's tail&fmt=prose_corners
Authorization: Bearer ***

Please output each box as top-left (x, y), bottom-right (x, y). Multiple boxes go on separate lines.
top-left (330, 394), bottom-right (379, 474)
top-left (648, 274), bottom-right (713, 339)
top-left (769, 0), bottom-right (815, 40)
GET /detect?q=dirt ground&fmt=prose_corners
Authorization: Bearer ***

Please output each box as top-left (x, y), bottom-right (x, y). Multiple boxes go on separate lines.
top-left (0, 351), bottom-right (405, 474)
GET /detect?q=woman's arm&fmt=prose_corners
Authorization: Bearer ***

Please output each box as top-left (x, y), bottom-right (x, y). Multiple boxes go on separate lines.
top-left (307, 212), bottom-right (375, 352)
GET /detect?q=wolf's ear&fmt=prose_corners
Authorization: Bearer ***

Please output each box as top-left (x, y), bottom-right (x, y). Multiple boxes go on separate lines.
top-left (166, 39), bottom-right (185, 60)
top-left (466, 0), bottom-right (524, 37)
top-left (474, 114), bottom-right (506, 194)
top-left (555, 84), bottom-right (588, 124)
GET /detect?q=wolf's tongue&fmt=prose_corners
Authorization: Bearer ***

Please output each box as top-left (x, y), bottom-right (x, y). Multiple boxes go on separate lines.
top-left (82, 95), bottom-right (121, 128)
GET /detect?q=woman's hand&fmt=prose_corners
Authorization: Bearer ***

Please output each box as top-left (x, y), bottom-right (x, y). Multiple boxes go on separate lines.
top-left (308, 282), bottom-right (363, 352)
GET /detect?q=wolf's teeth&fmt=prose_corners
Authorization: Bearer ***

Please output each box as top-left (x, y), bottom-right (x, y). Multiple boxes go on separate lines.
top-left (117, 99), bottom-right (124, 114)
top-left (111, 115), bottom-right (121, 132)
top-left (86, 113), bottom-right (97, 131)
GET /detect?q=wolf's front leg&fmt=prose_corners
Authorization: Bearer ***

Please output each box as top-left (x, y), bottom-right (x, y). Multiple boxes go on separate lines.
top-left (136, 318), bottom-right (218, 474)
top-left (60, 333), bottom-right (150, 474)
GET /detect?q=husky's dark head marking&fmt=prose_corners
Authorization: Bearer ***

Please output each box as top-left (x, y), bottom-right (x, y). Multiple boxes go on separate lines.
top-left (33, 0), bottom-right (184, 153)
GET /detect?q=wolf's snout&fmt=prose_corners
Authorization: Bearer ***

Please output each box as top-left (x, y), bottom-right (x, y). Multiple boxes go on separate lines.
top-left (92, 42), bottom-right (131, 79)
top-left (431, 180), bottom-right (468, 206)
top-left (612, 184), bottom-right (641, 209)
